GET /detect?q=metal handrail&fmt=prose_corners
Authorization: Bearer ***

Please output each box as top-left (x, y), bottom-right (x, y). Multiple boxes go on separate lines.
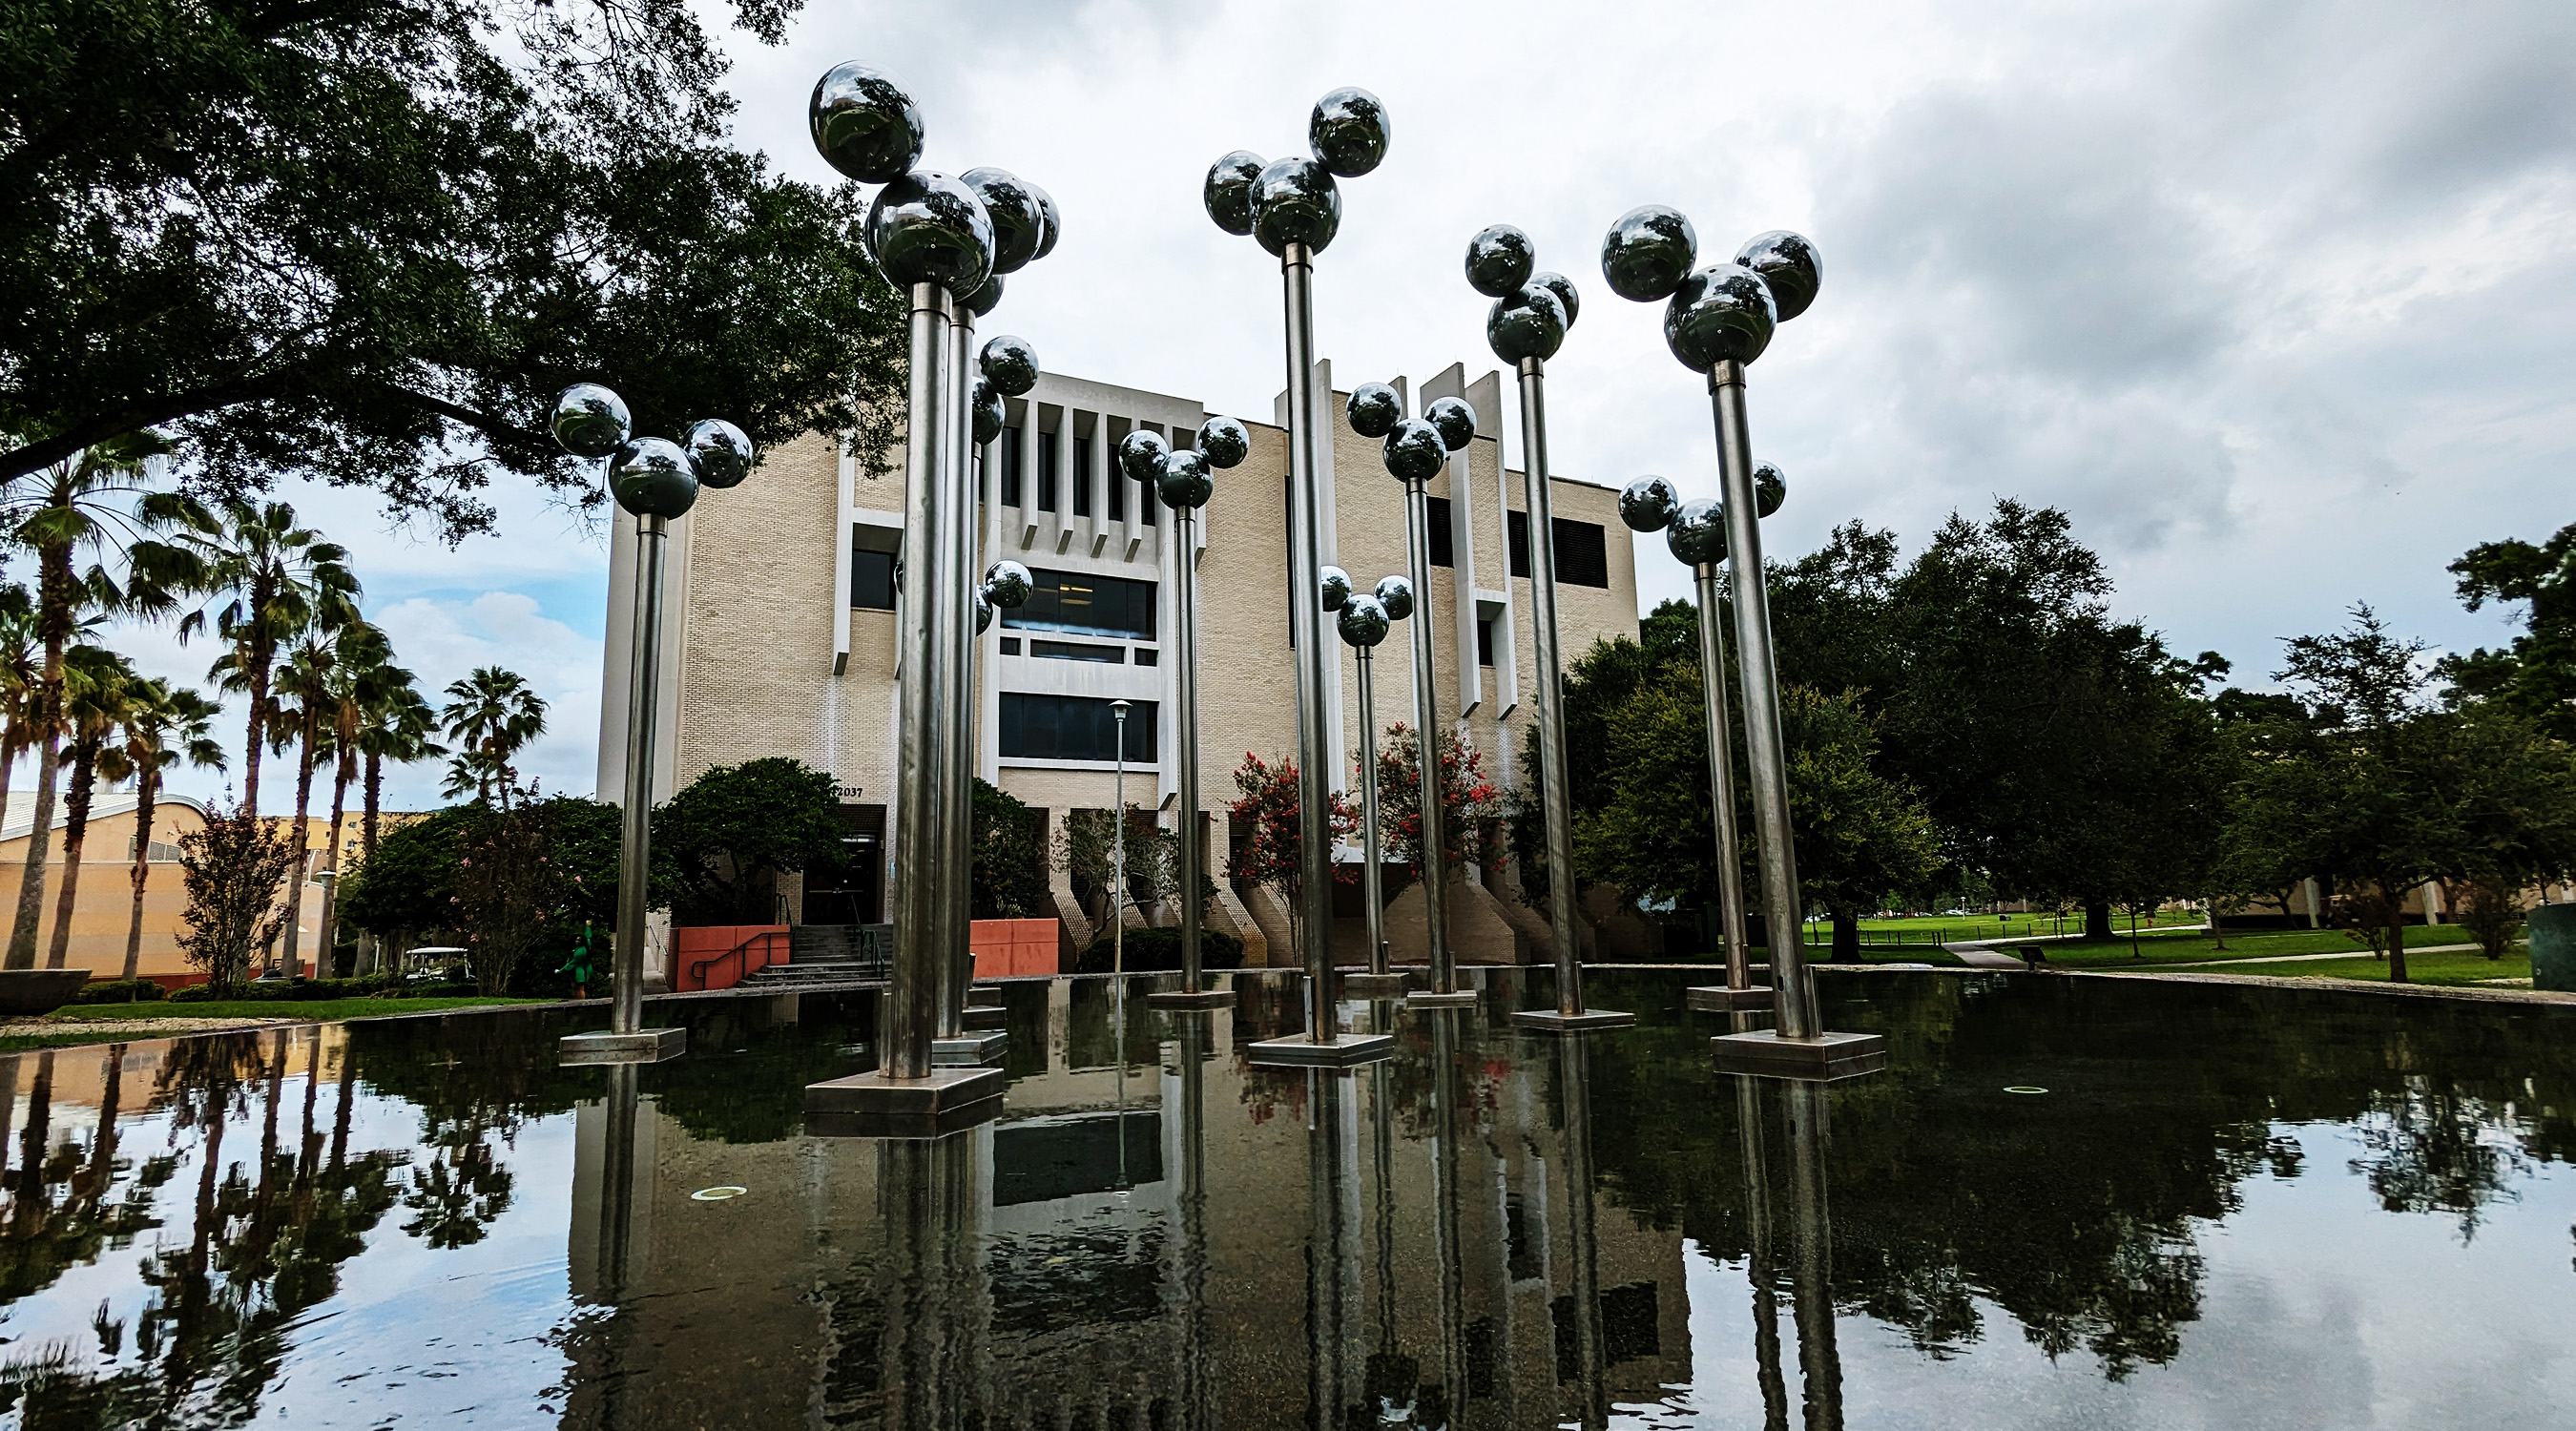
top-left (690, 927), bottom-right (789, 989)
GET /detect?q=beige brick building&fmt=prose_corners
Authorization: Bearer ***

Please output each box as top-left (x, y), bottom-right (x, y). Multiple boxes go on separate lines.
top-left (600, 360), bottom-right (1650, 969)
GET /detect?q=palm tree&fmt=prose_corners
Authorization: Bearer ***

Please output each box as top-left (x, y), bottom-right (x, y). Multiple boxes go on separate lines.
top-left (312, 634), bottom-right (405, 966)
top-left (0, 585), bottom-right (44, 841)
top-left (361, 681), bottom-right (443, 861)
top-left (44, 646), bottom-right (135, 969)
top-left (242, 621), bottom-right (381, 979)
top-left (440, 667), bottom-right (546, 810)
top-left (167, 499), bottom-right (360, 824)
top-left (102, 678), bottom-right (224, 983)
top-left (0, 433), bottom-right (195, 970)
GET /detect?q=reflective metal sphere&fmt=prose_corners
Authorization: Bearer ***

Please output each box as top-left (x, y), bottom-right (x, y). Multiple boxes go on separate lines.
top-left (551, 384), bottom-right (631, 459)
top-left (1381, 418), bottom-right (1447, 484)
top-left (1198, 415), bottom-right (1252, 469)
top-left (1204, 151), bottom-right (1266, 237)
top-left (1310, 88), bottom-right (1390, 177)
top-left (1158, 448), bottom-right (1213, 509)
top-left (1424, 396), bottom-right (1476, 452)
top-left (809, 63), bottom-right (924, 184)
top-left (1346, 382), bottom-right (1402, 439)
top-left (1664, 263), bottom-right (1776, 370)
top-left (1028, 181), bottom-right (1061, 260)
top-left (1600, 205), bottom-right (1697, 302)
top-left (958, 270), bottom-right (1004, 317)
top-left (610, 438), bottom-right (701, 519)
top-left (1375, 573), bottom-right (1414, 621)
top-left (1337, 594), bottom-right (1389, 648)
top-left (1253, 156), bottom-right (1340, 257)
top-left (963, 167), bottom-right (1045, 276)
top-left (867, 170), bottom-right (995, 293)
top-left (1533, 271), bottom-right (1580, 329)
top-left (1755, 462), bottom-right (1787, 518)
top-left (1320, 566), bottom-right (1352, 611)
top-left (1619, 475), bottom-right (1680, 532)
top-left (986, 559), bottom-right (1033, 607)
top-left (683, 418), bottom-right (755, 489)
top-left (1735, 230), bottom-right (1821, 322)
top-left (1117, 427), bottom-right (1170, 484)
top-left (1464, 224), bottom-right (1535, 298)
top-left (979, 335), bottom-right (1040, 397)
top-left (975, 587), bottom-right (994, 634)
top-left (1486, 282), bottom-right (1568, 365)
top-left (1666, 497), bottom-right (1728, 566)
top-left (971, 379), bottom-right (1007, 446)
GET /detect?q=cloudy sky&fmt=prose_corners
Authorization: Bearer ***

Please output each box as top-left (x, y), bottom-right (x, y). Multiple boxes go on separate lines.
top-left (114, 0), bottom-right (2576, 813)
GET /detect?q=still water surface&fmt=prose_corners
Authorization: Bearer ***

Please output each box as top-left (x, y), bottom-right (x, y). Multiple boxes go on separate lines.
top-left (0, 968), bottom-right (2568, 1428)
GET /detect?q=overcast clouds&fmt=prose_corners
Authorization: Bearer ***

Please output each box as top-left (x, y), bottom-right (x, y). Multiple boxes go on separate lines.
top-left (122, 0), bottom-right (2576, 812)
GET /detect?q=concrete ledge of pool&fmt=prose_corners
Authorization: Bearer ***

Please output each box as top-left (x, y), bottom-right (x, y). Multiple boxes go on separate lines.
top-left (1510, 1007), bottom-right (1639, 1030)
top-left (1143, 986), bottom-right (1236, 1009)
top-left (1687, 985), bottom-right (1776, 1011)
top-left (930, 1030), bottom-right (1008, 1065)
top-left (1246, 1031), bottom-right (1396, 1067)
top-left (1711, 1028), bottom-right (1889, 1082)
top-left (805, 1065), bottom-right (1008, 1138)
top-left (558, 1027), bottom-right (686, 1065)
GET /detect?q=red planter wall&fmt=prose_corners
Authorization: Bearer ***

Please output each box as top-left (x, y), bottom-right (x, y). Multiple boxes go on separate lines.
top-left (671, 924), bottom-right (789, 992)
top-left (971, 918), bottom-right (1063, 979)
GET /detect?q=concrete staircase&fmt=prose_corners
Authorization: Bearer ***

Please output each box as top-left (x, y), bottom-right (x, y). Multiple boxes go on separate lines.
top-left (733, 924), bottom-right (891, 991)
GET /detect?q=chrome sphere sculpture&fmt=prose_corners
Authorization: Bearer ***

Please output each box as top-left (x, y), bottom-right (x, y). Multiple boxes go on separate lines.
top-left (985, 558), bottom-right (1034, 609)
top-left (1336, 579), bottom-right (1405, 993)
top-left (1337, 592), bottom-right (1390, 648)
top-left (1465, 224), bottom-right (1630, 1030)
top-left (1618, 475), bottom-right (1679, 533)
top-left (1319, 565), bottom-right (1354, 612)
top-left (962, 167), bottom-right (1047, 275)
top-left (552, 383), bottom-right (756, 1061)
top-left (1206, 87), bottom-right (1395, 1063)
top-left (1137, 416), bottom-right (1254, 1010)
top-left (1755, 462), bottom-right (1788, 518)
top-left (1600, 205), bottom-right (1859, 1064)
top-left (970, 380), bottom-right (1007, 446)
top-left (809, 62), bottom-right (925, 183)
top-left (980, 335), bottom-right (1040, 396)
top-left (1346, 382), bottom-right (1402, 439)
top-left (1374, 572), bottom-right (1413, 621)
top-left (867, 171), bottom-right (996, 296)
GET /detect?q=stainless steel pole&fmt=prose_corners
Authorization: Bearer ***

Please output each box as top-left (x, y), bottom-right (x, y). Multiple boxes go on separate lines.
top-left (1176, 509), bottom-right (1207, 993)
top-left (1356, 648), bottom-right (1386, 978)
top-left (1559, 1031), bottom-right (1609, 1429)
top-left (1710, 360), bottom-right (1817, 1039)
top-left (1695, 563), bottom-right (1755, 989)
top-left (942, 306), bottom-right (979, 1036)
top-left (1113, 704), bottom-right (1127, 980)
top-left (1402, 478), bottom-right (1455, 992)
top-left (886, 281), bottom-right (951, 1080)
top-left (613, 512), bottom-right (665, 1038)
top-left (1783, 1078), bottom-right (1845, 1428)
top-left (1281, 243), bottom-right (1338, 1045)
top-left (1517, 357), bottom-right (1587, 1017)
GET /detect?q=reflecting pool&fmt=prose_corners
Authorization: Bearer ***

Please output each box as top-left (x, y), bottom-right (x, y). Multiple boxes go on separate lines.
top-left (0, 968), bottom-right (2570, 1428)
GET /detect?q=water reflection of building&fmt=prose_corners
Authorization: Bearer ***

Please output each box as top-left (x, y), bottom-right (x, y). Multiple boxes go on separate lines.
top-left (553, 990), bottom-right (1690, 1429)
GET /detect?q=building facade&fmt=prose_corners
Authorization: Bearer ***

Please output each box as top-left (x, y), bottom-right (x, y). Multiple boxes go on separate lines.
top-left (602, 360), bottom-right (1653, 969)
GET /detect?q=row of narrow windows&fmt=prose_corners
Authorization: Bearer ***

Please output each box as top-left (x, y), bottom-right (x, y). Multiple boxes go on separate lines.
top-left (994, 428), bottom-right (1160, 528)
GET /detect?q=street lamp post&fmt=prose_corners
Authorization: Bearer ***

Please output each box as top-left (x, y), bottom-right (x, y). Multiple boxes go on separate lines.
top-left (1600, 206), bottom-right (1884, 1079)
top-left (551, 383), bottom-right (756, 1066)
top-left (1209, 89), bottom-right (1399, 1068)
top-left (1142, 419), bottom-right (1255, 1011)
top-left (1342, 382), bottom-right (1483, 1008)
top-left (1465, 226), bottom-right (1633, 1032)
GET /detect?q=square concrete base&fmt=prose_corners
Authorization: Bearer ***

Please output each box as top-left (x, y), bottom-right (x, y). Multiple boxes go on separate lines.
top-left (805, 1065), bottom-right (1008, 1138)
top-left (1247, 1031), bottom-right (1396, 1068)
top-left (963, 1005), bottom-right (1006, 1030)
top-left (932, 1030), bottom-right (1008, 1066)
top-left (559, 1027), bottom-right (687, 1066)
top-left (1511, 1008), bottom-right (1638, 1032)
top-left (1687, 985), bottom-right (1777, 1012)
top-left (1144, 986), bottom-right (1236, 1009)
top-left (1710, 1029), bottom-right (1887, 1082)
top-left (1404, 989), bottom-right (1481, 1009)
top-left (1342, 973), bottom-right (1407, 998)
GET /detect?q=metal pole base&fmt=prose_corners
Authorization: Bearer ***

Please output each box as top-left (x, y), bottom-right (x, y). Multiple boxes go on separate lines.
top-left (804, 1065), bottom-right (1008, 1138)
top-left (1342, 972), bottom-right (1406, 999)
top-left (1710, 1029), bottom-right (1887, 1082)
top-left (963, 1004), bottom-right (1007, 1030)
top-left (559, 1028), bottom-right (686, 1066)
top-left (1510, 1008), bottom-right (1636, 1032)
top-left (1146, 985), bottom-right (1236, 1010)
top-left (1247, 1031), bottom-right (1395, 1068)
top-left (1688, 985), bottom-right (1777, 1012)
top-left (1404, 989), bottom-right (1479, 1009)
top-left (931, 1031), bottom-right (1009, 1065)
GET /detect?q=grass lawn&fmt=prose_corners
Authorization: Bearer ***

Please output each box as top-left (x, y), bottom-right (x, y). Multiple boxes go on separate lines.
top-left (2032, 923), bottom-right (2484, 969)
top-left (1812, 908), bottom-right (2204, 948)
top-left (2215, 947), bottom-right (2536, 988)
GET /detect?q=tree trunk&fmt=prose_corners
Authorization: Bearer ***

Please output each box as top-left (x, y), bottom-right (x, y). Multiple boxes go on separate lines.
top-left (239, 634), bottom-right (272, 824)
top-left (0, 732), bottom-right (17, 852)
top-left (1831, 909), bottom-right (1860, 963)
top-left (2082, 898), bottom-right (2113, 942)
top-left (43, 737), bottom-right (99, 968)
top-left (2206, 894), bottom-right (2227, 951)
top-left (363, 751), bottom-right (382, 860)
top-left (4, 555), bottom-right (66, 971)
top-left (2385, 882), bottom-right (2410, 984)
top-left (122, 769), bottom-right (157, 983)
top-left (314, 756), bottom-right (352, 975)
top-left (276, 713), bottom-right (319, 978)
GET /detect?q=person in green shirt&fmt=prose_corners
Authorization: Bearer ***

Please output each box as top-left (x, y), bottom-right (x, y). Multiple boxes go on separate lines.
top-left (561, 922), bottom-right (601, 1000)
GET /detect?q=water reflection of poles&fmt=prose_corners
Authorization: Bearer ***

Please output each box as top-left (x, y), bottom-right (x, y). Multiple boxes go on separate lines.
top-left (597, 1061), bottom-right (641, 1299)
top-left (1781, 1080), bottom-right (1845, 1431)
top-left (1365, 1039), bottom-right (1419, 1420)
top-left (1173, 1016), bottom-right (1216, 1430)
top-left (1733, 1026), bottom-right (1791, 1431)
top-left (1425, 1011), bottom-right (1468, 1428)
top-left (1306, 1068), bottom-right (1364, 1426)
top-left (1557, 1033), bottom-right (1610, 1431)
top-left (877, 1128), bottom-right (984, 1430)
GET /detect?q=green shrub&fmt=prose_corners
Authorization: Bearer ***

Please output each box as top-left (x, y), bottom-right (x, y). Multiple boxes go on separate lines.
top-left (70, 979), bottom-right (167, 1005)
top-left (1072, 923), bottom-right (1245, 975)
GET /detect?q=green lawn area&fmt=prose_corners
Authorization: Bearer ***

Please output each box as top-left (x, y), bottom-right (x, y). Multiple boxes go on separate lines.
top-left (2212, 947), bottom-right (2535, 987)
top-left (1809, 908), bottom-right (2204, 948)
top-left (2033, 923), bottom-right (2483, 969)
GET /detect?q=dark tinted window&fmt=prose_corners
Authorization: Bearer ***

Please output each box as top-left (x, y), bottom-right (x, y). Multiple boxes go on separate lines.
top-left (1507, 509), bottom-right (1530, 578)
top-left (1004, 568), bottom-right (1157, 640)
top-left (1001, 427), bottom-right (1023, 506)
top-left (1106, 436), bottom-right (1126, 520)
top-left (1072, 436), bottom-right (1093, 517)
top-left (1000, 694), bottom-right (1156, 762)
top-left (1426, 496), bottom-right (1455, 567)
top-left (1038, 430), bottom-right (1059, 512)
top-left (851, 548), bottom-right (896, 611)
top-left (1476, 615), bottom-right (1495, 667)
top-left (1030, 639), bottom-right (1122, 663)
top-left (1505, 510), bottom-right (1610, 588)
